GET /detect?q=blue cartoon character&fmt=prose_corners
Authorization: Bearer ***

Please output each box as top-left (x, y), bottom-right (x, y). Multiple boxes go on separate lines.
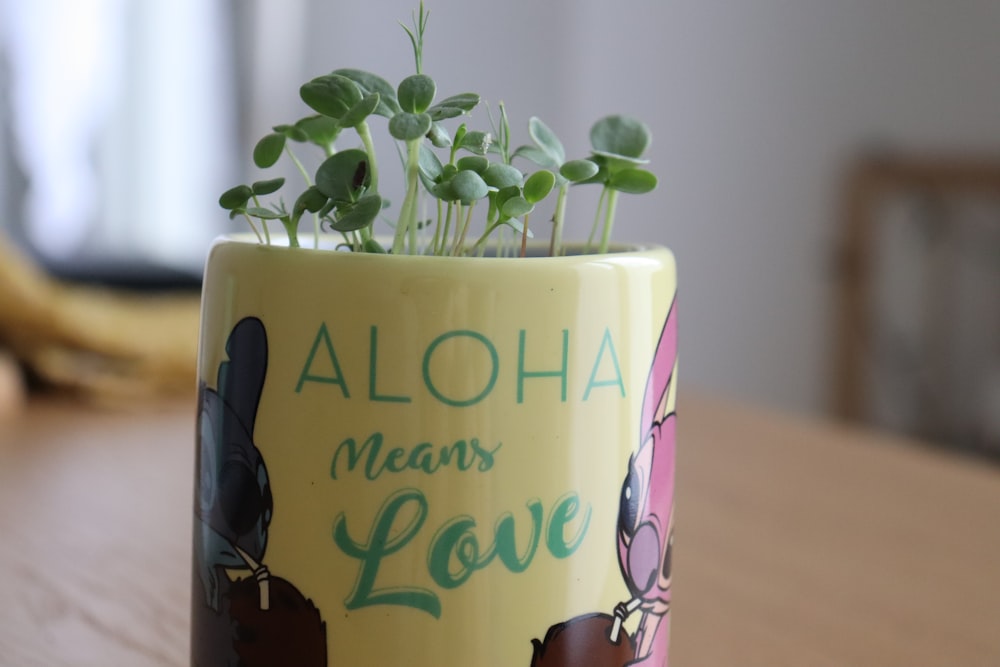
top-left (191, 316), bottom-right (326, 667)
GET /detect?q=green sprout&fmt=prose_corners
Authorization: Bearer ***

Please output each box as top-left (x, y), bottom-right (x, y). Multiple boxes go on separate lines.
top-left (218, 1), bottom-right (656, 257)
top-left (584, 115), bottom-right (658, 253)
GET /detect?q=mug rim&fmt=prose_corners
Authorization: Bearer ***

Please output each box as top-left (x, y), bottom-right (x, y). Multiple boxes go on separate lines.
top-left (209, 233), bottom-right (674, 266)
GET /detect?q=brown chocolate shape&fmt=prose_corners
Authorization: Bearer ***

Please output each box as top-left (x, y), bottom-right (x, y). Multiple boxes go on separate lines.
top-left (531, 613), bottom-right (636, 667)
top-left (228, 575), bottom-right (328, 667)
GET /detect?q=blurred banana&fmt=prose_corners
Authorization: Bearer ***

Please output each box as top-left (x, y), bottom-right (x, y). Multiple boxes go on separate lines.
top-left (0, 234), bottom-right (199, 406)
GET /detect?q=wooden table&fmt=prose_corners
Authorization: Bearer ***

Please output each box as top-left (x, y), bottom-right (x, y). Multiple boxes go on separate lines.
top-left (1, 394), bottom-right (998, 666)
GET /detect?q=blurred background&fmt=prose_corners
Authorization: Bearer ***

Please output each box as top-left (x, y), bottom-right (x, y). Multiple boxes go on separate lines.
top-left (1, 0), bottom-right (999, 455)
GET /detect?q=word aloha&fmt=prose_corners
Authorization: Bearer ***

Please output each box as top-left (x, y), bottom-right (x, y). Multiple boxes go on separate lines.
top-left (296, 324), bottom-right (626, 407)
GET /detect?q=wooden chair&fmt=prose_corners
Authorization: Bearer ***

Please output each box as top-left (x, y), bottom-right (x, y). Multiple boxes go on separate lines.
top-left (832, 154), bottom-right (1000, 452)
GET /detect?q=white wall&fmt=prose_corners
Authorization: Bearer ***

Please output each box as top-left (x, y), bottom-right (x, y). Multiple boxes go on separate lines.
top-left (0, 0), bottom-right (239, 272)
top-left (249, 0), bottom-right (1000, 416)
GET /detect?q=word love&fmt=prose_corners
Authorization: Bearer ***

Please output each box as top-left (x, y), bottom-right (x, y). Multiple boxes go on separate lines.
top-left (296, 323), bottom-right (626, 407)
top-left (332, 488), bottom-right (592, 618)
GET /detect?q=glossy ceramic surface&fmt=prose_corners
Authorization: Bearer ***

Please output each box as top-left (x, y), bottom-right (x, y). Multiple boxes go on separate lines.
top-left (192, 237), bottom-right (678, 667)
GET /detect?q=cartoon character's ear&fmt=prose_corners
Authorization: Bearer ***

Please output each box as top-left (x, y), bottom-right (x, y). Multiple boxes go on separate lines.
top-left (640, 297), bottom-right (677, 439)
top-left (218, 317), bottom-right (268, 433)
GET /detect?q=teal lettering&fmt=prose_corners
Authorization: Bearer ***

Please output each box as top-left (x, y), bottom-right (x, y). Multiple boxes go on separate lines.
top-left (583, 328), bottom-right (625, 400)
top-left (493, 500), bottom-right (544, 572)
top-left (296, 322), bottom-right (350, 396)
top-left (330, 434), bottom-right (379, 479)
top-left (427, 516), bottom-right (494, 589)
top-left (333, 490), bottom-right (591, 617)
top-left (332, 489), bottom-right (441, 618)
top-left (427, 498), bottom-right (549, 588)
top-left (383, 446), bottom-right (408, 475)
top-left (438, 440), bottom-right (473, 471)
top-left (470, 438), bottom-right (502, 472)
top-left (408, 442), bottom-right (439, 474)
top-left (546, 492), bottom-right (592, 558)
top-left (517, 329), bottom-right (569, 403)
top-left (422, 330), bottom-right (499, 407)
top-left (369, 326), bottom-right (412, 403)
top-left (330, 432), bottom-right (401, 481)
top-left (332, 432), bottom-right (502, 479)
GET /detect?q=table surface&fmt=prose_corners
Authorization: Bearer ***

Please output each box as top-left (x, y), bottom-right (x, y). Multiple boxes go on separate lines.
top-left (1, 393), bottom-right (998, 666)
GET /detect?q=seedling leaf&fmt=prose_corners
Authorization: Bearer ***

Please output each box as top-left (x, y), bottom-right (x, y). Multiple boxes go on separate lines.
top-left (340, 93), bottom-right (381, 128)
top-left (252, 178), bottom-right (285, 196)
top-left (513, 144), bottom-right (559, 170)
top-left (528, 117), bottom-right (565, 164)
top-left (482, 163), bottom-right (523, 189)
top-left (590, 115), bottom-right (651, 159)
top-left (523, 170), bottom-right (555, 204)
top-left (591, 150), bottom-right (650, 169)
top-left (245, 206), bottom-right (284, 220)
top-left (332, 68), bottom-right (401, 116)
top-left (427, 92), bottom-right (480, 121)
top-left (456, 156), bottom-right (489, 174)
top-left (331, 193), bottom-right (382, 231)
top-left (273, 124), bottom-right (309, 142)
top-left (296, 115), bottom-right (341, 147)
top-left (398, 74), bottom-right (436, 114)
top-left (451, 169), bottom-right (489, 203)
top-left (388, 112), bottom-right (432, 141)
top-left (459, 130), bottom-right (492, 155)
top-left (427, 122), bottom-right (452, 148)
top-left (294, 186), bottom-right (329, 215)
top-left (501, 196), bottom-right (533, 219)
top-left (300, 74), bottom-right (363, 119)
top-left (495, 185), bottom-right (521, 213)
top-left (253, 133), bottom-right (286, 168)
top-left (609, 168), bottom-right (658, 194)
top-left (316, 149), bottom-right (370, 202)
top-left (418, 144), bottom-right (444, 181)
top-left (219, 184), bottom-right (253, 210)
top-left (432, 93), bottom-right (480, 113)
top-left (560, 159), bottom-right (599, 182)
top-left (431, 180), bottom-right (457, 201)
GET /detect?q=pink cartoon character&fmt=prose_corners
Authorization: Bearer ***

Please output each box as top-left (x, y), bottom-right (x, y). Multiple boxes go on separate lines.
top-left (610, 298), bottom-right (677, 666)
top-left (528, 300), bottom-right (677, 667)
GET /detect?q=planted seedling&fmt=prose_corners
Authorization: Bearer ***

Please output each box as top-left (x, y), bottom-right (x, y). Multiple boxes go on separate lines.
top-left (585, 115), bottom-right (658, 253)
top-left (219, 1), bottom-right (657, 256)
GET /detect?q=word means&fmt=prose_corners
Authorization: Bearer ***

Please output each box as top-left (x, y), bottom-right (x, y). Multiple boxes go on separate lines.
top-left (331, 431), bottom-right (502, 480)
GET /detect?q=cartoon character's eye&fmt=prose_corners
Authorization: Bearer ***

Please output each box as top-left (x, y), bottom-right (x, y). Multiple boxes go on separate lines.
top-left (260, 479), bottom-right (273, 527)
top-left (618, 461), bottom-right (641, 538)
top-left (662, 531), bottom-right (674, 580)
top-left (256, 461), bottom-right (273, 527)
top-left (197, 413), bottom-right (217, 512)
top-left (219, 457), bottom-right (262, 536)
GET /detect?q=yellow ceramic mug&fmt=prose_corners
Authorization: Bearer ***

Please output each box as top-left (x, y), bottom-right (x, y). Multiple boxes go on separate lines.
top-left (192, 237), bottom-right (678, 667)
